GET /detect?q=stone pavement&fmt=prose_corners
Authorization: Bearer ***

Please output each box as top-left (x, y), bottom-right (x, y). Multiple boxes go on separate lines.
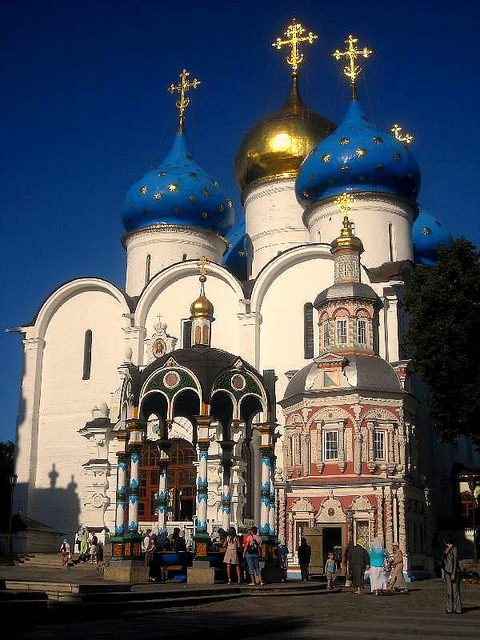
top-left (1, 578), bottom-right (479, 640)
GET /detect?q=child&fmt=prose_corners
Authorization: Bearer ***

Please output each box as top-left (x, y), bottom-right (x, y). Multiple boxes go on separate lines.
top-left (325, 551), bottom-right (337, 589)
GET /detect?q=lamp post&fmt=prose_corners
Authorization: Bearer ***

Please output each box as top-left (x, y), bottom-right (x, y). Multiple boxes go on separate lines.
top-left (6, 472), bottom-right (17, 555)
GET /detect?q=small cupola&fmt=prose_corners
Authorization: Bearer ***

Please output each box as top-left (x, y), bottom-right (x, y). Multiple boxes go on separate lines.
top-left (190, 257), bottom-right (215, 346)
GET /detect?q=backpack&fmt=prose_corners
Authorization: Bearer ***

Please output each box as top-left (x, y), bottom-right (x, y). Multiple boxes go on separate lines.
top-left (246, 537), bottom-right (259, 554)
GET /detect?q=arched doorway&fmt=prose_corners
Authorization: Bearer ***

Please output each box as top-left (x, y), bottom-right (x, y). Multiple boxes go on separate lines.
top-left (139, 438), bottom-right (196, 523)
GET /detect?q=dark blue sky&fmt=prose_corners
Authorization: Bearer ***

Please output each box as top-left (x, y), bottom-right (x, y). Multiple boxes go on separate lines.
top-left (1, 0), bottom-right (479, 442)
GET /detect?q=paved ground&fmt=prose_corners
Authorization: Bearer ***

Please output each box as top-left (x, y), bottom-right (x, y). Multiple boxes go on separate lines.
top-left (1, 579), bottom-right (479, 640)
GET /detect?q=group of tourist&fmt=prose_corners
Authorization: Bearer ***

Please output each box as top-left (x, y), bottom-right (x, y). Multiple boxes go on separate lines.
top-left (345, 538), bottom-right (408, 595)
top-left (59, 527), bottom-right (104, 567)
top-left (221, 525), bottom-right (264, 585)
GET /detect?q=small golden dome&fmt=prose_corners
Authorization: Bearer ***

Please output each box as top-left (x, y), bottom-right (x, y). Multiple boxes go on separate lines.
top-left (190, 289), bottom-right (214, 318)
top-left (331, 215), bottom-right (364, 253)
top-left (234, 78), bottom-right (335, 194)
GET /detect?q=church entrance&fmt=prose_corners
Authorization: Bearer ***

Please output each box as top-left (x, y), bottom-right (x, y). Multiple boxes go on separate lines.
top-left (139, 438), bottom-right (196, 522)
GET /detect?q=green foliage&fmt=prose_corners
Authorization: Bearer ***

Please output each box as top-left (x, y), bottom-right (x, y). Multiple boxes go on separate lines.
top-left (402, 238), bottom-right (480, 448)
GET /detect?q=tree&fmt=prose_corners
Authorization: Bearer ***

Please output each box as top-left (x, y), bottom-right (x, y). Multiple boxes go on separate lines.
top-left (402, 237), bottom-right (480, 448)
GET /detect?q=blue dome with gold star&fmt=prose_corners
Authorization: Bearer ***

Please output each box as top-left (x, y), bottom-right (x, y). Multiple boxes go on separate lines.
top-left (121, 132), bottom-right (235, 234)
top-left (296, 99), bottom-right (421, 205)
top-left (412, 210), bottom-right (452, 265)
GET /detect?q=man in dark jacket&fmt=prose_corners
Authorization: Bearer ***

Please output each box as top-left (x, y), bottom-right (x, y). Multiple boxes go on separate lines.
top-left (346, 542), bottom-right (370, 594)
top-left (298, 537), bottom-right (312, 581)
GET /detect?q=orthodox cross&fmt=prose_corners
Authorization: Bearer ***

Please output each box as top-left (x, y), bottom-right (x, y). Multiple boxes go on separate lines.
top-left (391, 123), bottom-right (414, 144)
top-left (334, 192), bottom-right (355, 216)
top-left (272, 19), bottom-right (318, 76)
top-left (197, 256), bottom-right (209, 282)
top-left (333, 35), bottom-right (372, 99)
top-left (334, 192), bottom-right (356, 234)
top-left (168, 68), bottom-right (201, 133)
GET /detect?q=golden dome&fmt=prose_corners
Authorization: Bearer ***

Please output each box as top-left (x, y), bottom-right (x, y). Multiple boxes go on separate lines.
top-left (190, 285), bottom-right (214, 318)
top-left (234, 78), bottom-right (335, 194)
top-left (331, 215), bottom-right (364, 253)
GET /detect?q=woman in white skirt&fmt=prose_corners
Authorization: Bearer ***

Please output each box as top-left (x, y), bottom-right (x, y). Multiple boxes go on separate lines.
top-left (224, 527), bottom-right (241, 585)
top-left (369, 537), bottom-right (388, 594)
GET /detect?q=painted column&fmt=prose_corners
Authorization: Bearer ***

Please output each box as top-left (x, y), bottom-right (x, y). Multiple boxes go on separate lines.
top-left (127, 420), bottom-right (143, 533)
top-left (220, 440), bottom-right (234, 531)
top-left (156, 440), bottom-right (171, 536)
top-left (257, 422), bottom-right (275, 538)
top-left (338, 422), bottom-right (346, 473)
top-left (115, 451), bottom-right (129, 535)
top-left (354, 427), bottom-right (362, 475)
top-left (367, 422), bottom-right (375, 473)
top-left (397, 485), bottom-right (408, 570)
top-left (194, 416), bottom-right (212, 559)
top-left (377, 486), bottom-right (384, 543)
top-left (385, 485), bottom-right (393, 551)
top-left (268, 483), bottom-right (276, 536)
top-left (392, 486), bottom-right (399, 545)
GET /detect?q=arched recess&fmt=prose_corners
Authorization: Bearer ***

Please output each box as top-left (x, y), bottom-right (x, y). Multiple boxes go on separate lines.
top-left (172, 389), bottom-right (201, 437)
top-left (33, 277), bottom-right (131, 339)
top-left (250, 244), bottom-right (333, 313)
top-left (140, 391), bottom-right (168, 438)
top-left (135, 260), bottom-right (245, 329)
top-left (210, 390), bottom-right (235, 439)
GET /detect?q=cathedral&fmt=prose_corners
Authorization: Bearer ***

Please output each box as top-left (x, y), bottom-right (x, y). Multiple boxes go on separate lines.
top-left (12, 22), bottom-right (478, 577)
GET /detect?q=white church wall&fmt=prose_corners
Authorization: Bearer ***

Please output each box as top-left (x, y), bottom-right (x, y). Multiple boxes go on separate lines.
top-left (244, 179), bottom-right (311, 277)
top-left (27, 289), bottom-right (126, 537)
top-left (305, 194), bottom-right (416, 268)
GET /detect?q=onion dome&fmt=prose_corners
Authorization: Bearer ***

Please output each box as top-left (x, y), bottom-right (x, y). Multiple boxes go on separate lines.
top-left (223, 215), bottom-right (249, 280)
top-left (331, 214), bottom-right (364, 254)
top-left (121, 131), bottom-right (235, 234)
top-left (234, 77), bottom-right (335, 193)
top-left (190, 272), bottom-right (214, 319)
top-left (412, 210), bottom-right (452, 266)
top-left (296, 99), bottom-right (421, 205)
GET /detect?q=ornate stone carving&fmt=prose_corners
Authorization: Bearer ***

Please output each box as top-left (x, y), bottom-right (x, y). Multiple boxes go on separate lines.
top-left (351, 495), bottom-right (373, 511)
top-left (316, 496), bottom-right (346, 523)
top-left (291, 497), bottom-right (315, 513)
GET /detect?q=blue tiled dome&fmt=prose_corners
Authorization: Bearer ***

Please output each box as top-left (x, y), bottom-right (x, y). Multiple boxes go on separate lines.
top-left (296, 100), bottom-right (421, 205)
top-left (412, 210), bottom-right (452, 265)
top-left (122, 132), bottom-right (235, 234)
top-left (222, 214), bottom-right (249, 280)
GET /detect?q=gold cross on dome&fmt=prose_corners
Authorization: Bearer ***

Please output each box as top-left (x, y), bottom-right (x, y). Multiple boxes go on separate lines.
top-left (197, 256), bottom-right (209, 281)
top-left (334, 192), bottom-right (355, 215)
top-left (333, 35), bottom-right (372, 99)
top-left (168, 69), bottom-right (201, 133)
top-left (391, 123), bottom-right (414, 144)
top-left (272, 19), bottom-right (318, 76)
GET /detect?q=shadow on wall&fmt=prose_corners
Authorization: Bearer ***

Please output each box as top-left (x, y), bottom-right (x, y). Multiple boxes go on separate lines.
top-left (15, 464), bottom-right (81, 542)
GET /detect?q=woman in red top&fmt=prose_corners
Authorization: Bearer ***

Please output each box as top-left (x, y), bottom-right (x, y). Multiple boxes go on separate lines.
top-left (243, 526), bottom-right (264, 585)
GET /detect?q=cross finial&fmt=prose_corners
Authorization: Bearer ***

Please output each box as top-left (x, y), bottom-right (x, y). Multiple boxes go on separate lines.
top-left (391, 123), bottom-right (414, 145)
top-left (197, 256), bottom-right (209, 282)
top-left (272, 18), bottom-right (318, 76)
top-left (333, 35), bottom-right (372, 100)
top-left (334, 192), bottom-right (355, 216)
top-left (168, 69), bottom-right (201, 133)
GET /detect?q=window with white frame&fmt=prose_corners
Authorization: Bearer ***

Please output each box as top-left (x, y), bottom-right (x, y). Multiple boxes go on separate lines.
top-left (357, 319), bottom-right (366, 344)
top-left (373, 430), bottom-right (385, 459)
top-left (336, 319), bottom-right (347, 344)
top-left (323, 430), bottom-right (339, 460)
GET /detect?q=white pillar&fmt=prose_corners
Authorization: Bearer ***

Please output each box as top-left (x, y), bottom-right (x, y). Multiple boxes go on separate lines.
top-left (115, 452), bottom-right (128, 535)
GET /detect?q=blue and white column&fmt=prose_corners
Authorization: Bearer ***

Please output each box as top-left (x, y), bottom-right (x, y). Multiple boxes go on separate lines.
top-left (115, 452), bottom-right (128, 535)
top-left (127, 420), bottom-right (144, 534)
top-left (156, 443), bottom-right (170, 536)
top-left (194, 416), bottom-right (212, 559)
top-left (220, 440), bottom-right (234, 531)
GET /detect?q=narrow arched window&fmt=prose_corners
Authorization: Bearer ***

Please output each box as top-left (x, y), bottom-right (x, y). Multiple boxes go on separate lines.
top-left (82, 330), bottom-right (92, 380)
top-left (145, 254), bottom-right (151, 285)
top-left (303, 303), bottom-right (314, 359)
top-left (388, 223), bottom-right (396, 262)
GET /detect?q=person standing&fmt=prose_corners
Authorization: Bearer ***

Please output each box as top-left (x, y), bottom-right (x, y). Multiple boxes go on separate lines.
top-left (243, 526), bottom-right (263, 585)
top-left (224, 527), bottom-right (242, 585)
top-left (369, 537), bottom-right (388, 594)
top-left (387, 544), bottom-right (408, 593)
top-left (298, 537), bottom-right (311, 581)
top-left (59, 539), bottom-right (71, 567)
top-left (347, 542), bottom-right (370, 595)
top-left (324, 551), bottom-right (338, 589)
top-left (442, 537), bottom-right (462, 614)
